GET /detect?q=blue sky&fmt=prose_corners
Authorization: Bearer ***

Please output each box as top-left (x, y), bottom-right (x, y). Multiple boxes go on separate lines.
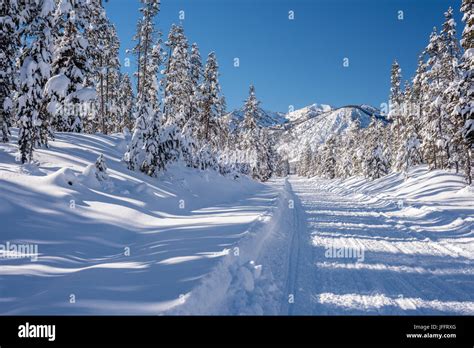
top-left (105, 0), bottom-right (463, 113)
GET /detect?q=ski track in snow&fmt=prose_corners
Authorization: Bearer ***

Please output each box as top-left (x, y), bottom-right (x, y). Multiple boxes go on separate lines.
top-left (283, 176), bottom-right (474, 315)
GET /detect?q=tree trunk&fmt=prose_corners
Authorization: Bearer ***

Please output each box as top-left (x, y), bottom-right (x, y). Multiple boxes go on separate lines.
top-left (163, 47), bottom-right (172, 117)
top-left (100, 55), bottom-right (105, 134)
top-left (142, 28), bottom-right (149, 102)
top-left (105, 67), bottom-right (110, 135)
top-left (466, 146), bottom-right (472, 185)
top-left (136, 34), bottom-right (142, 99)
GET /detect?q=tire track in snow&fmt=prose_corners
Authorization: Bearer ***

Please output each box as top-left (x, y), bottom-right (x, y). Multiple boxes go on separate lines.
top-left (282, 179), bottom-right (300, 315)
top-left (281, 179), bottom-right (313, 315)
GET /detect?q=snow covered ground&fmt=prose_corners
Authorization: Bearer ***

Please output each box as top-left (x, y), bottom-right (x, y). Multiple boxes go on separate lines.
top-left (0, 130), bottom-right (473, 315)
top-left (0, 130), bottom-right (282, 314)
top-left (284, 169), bottom-right (474, 315)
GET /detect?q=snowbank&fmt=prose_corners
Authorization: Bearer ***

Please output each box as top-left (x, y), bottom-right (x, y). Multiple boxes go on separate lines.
top-left (311, 165), bottom-right (474, 237)
top-left (170, 178), bottom-right (293, 315)
top-left (320, 166), bottom-right (473, 203)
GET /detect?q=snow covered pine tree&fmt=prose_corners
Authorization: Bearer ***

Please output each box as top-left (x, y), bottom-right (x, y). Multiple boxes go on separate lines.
top-left (0, 0), bottom-right (20, 143)
top-left (17, 0), bottom-right (55, 163)
top-left (46, 0), bottom-right (96, 133)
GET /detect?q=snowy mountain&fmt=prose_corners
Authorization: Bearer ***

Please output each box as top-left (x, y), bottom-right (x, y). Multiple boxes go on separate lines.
top-left (224, 108), bottom-right (288, 130)
top-left (285, 103), bottom-right (333, 123)
top-left (223, 101), bottom-right (384, 163)
top-left (274, 105), bottom-right (384, 162)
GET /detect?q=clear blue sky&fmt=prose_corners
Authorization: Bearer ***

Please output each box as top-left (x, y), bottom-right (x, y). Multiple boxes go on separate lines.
top-left (104, 0), bottom-right (463, 113)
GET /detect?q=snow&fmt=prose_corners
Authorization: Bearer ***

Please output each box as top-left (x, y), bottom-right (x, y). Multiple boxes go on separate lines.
top-left (19, 57), bottom-right (37, 87)
top-left (177, 168), bottom-right (473, 315)
top-left (283, 167), bottom-right (474, 314)
top-left (464, 48), bottom-right (474, 60)
top-left (45, 74), bottom-right (70, 98)
top-left (285, 103), bottom-right (333, 123)
top-left (2, 97), bottom-right (13, 111)
top-left (171, 180), bottom-right (293, 315)
top-left (71, 87), bottom-right (97, 102)
top-left (80, 163), bottom-right (109, 189)
top-left (317, 293), bottom-right (474, 314)
top-left (0, 130), bottom-right (472, 315)
top-left (224, 108), bottom-right (288, 130)
top-left (41, 0), bottom-right (55, 16)
top-left (0, 129), bottom-right (280, 314)
top-left (276, 106), bottom-right (379, 162)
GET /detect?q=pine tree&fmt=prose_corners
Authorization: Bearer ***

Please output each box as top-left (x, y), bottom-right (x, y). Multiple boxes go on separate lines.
top-left (439, 7), bottom-right (462, 168)
top-left (460, 0), bottom-right (473, 164)
top-left (189, 42), bottom-right (203, 125)
top-left (256, 128), bottom-right (275, 181)
top-left (411, 53), bottom-right (428, 164)
top-left (47, 1), bottom-right (95, 132)
top-left (445, 0), bottom-right (473, 184)
top-left (239, 85), bottom-right (274, 181)
top-left (392, 81), bottom-right (410, 171)
top-left (440, 7), bottom-right (461, 79)
top-left (83, 0), bottom-right (122, 134)
top-left (197, 52), bottom-right (225, 145)
top-left (339, 120), bottom-right (361, 177)
top-left (419, 16), bottom-right (461, 170)
top-left (275, 153), bottom-right (290, 177)
top-left (363, 120), bottom-right (390, 179)
top-left (320, 135), bottom-right (337, 179)
top-left (420, 27), bottom-right (444, 169)
top-left (388, 60), bottom-right (403, 168)
top-left (240, 85), bottom-right (260, 176)
top-left (298, 142), bottom-right (313, 176)
top-left (389, 61), bottom-right (403, 113)
top-left (163, 25), bottom-right (192, 128)
top-left (145, 24), bottom-right (192, 168)
top-left (0, 0), bottom-right (20, 142)
top-left (242, 85), bottom-right (260, 132)
top-left (138, 39), bottom-right (167, 174)
top-left (179, 42), bottom-right (203, 167)
top-left (91, 19), bottom-right (121, 134)
top-left (124, 104), bottom-right (147, 171)
top-left (104, 24), bottom-right (121, 134)
top-left (192, 52), bottom-right (228, 170)
top-left (133, 0), bottom-right (161, 105)
top-left (118, 73), bottom-right (135, 132)
top-left (126, 0), bottom-right (167, 175)
top-left (95, 153), bottom-right (108, 181)
top-left (83, 0), bottom-right (108, 133)
top-left (17, 0), bottom-right (56, 163)
top-left (407, 84), bottom-right (424, 170)
top-left (396, 84), bottom-right (423, 174)
top-left (311, 146), bottom-right (322, 177)
top-left (141, 109), bottom-right (170, 176)
top-left (190, 43), bottom-right (202, 87)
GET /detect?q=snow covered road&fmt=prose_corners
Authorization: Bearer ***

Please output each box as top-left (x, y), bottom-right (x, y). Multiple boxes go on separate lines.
top-left (283, 175), bottom-right (474, 315)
